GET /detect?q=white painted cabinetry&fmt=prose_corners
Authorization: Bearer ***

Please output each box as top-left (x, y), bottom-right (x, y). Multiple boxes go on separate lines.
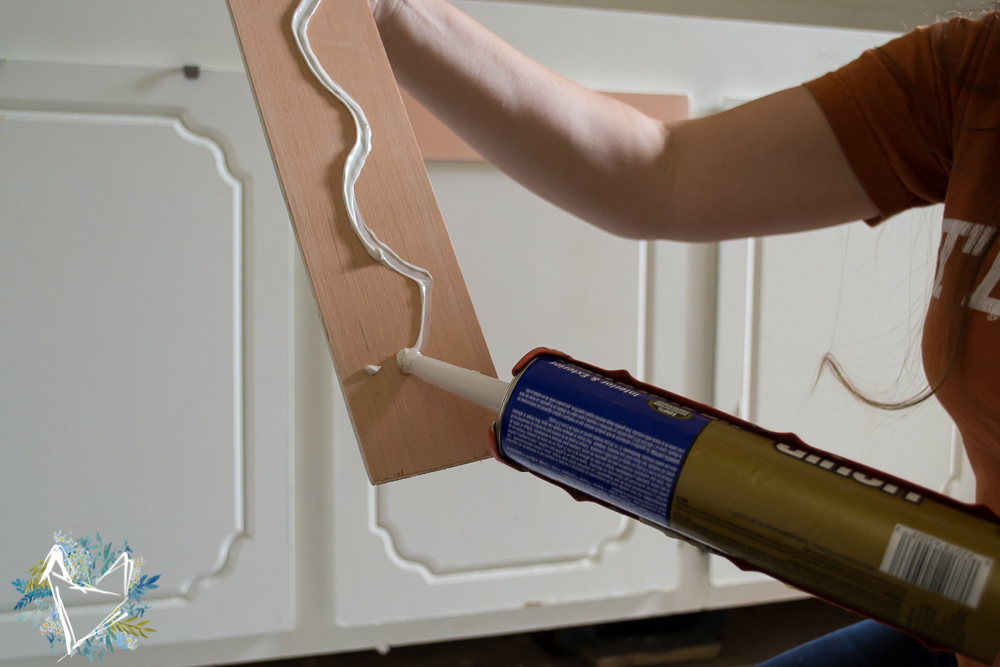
top-left (0, 60), bottom-right (295, 659)
top-left (0, 2), bottom-right (967, 665)
top-left (710, 209), bottom-right (974, 588)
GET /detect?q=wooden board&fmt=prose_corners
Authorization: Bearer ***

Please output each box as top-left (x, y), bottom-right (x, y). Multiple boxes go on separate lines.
top-left (227, 0), bottom-right (496, 483)
top-left (402, 90), bottom-right (690, 161)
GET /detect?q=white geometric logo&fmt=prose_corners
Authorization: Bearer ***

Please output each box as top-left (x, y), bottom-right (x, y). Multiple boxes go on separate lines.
top-left (37, 545), bottom-right (134, 661)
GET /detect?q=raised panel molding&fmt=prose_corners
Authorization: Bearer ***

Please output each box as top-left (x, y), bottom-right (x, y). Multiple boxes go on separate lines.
top-left (711, 236), bottom-right (773, 588)
top-left (753, 211), bottom-right (954, 484)
top-left (333, 375), bottom-right (682, 627)
top-left (332, 160), bottom-right (682, 626)
top-left (710, 206), bottom-right (971, 586)
top-left (370, 484), bottom-right (634, 579)
top-left (0, 60), bottom-right (294, 657)
top-left (1, 4), bottom-right (928, 662)
top-left (365, 161), bottom-right (648, 579)
top-left (0, 108), bottom-right (246, 610)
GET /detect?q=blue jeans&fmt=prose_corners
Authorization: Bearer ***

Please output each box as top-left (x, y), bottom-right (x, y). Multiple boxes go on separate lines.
top-left (757, 620), bottom-right (958, 667)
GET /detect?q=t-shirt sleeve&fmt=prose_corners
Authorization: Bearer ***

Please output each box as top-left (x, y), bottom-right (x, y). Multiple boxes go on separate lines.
top-left (804, 20), bottom-right (967, 224)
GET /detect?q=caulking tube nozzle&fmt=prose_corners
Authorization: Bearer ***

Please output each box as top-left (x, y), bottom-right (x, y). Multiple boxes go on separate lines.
top-left (396, 348), bottom-right (509, 414)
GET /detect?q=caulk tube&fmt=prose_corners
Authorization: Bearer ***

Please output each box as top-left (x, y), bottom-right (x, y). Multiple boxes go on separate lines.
top-left (397, 348), bottom-right (510, 412)
top-left (490, 348), bottom-right (1000, 664)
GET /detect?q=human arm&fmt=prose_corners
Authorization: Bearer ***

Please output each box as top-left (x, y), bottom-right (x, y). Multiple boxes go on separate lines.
top-left (369, 0), bottom-right (879, 242)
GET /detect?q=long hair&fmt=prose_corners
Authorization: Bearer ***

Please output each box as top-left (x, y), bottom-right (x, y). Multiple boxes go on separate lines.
top-left (820, 12), bottom-right (1000, 410)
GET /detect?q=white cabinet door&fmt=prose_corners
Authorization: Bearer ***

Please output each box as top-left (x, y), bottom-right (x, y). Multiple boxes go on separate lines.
top-left (712, 206), bottom-right (976, 587)
top-left (322, 0), bottom-right (901, 631)
top-left (0, 60), bottom-right (295, 658)
top-left (331, 163), bottom-right (682, 627)
top-left (1, 1), bottom-right (913, 665)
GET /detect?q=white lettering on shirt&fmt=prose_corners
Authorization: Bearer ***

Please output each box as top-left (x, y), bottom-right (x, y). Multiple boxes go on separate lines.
top-left (969, 252), bottom-right (1000, 320)
top-left (933, 219), bottom-right (1000, 320)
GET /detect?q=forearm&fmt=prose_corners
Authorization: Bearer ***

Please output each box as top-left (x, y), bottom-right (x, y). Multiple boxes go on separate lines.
top-left (374, 0), bottom-right (671, 239)
top-left (372, 0), bottom-right (878, 242)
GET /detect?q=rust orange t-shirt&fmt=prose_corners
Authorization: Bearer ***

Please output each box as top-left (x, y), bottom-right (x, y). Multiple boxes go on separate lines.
top-left (805, 14), bottom-right (1000, 667)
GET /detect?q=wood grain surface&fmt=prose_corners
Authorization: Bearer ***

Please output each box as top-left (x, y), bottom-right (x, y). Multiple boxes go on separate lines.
top-left (227, 0), bottom-right (496, 483)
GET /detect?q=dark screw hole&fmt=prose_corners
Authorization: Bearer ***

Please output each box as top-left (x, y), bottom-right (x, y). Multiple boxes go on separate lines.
top-left (183, 64), bottom-right (201, 80)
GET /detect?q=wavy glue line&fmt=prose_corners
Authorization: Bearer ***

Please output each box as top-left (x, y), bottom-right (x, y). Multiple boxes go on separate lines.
top-left (292, 0), bottom-right (433, 354)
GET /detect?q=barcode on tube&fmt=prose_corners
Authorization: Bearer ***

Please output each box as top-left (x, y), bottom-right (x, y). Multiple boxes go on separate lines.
top-left (880, 524), bottom-right (993, 608)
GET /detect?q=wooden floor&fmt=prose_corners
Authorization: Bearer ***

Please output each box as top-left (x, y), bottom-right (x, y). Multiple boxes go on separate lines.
top-left (245, 598), bottom-right (861, 667)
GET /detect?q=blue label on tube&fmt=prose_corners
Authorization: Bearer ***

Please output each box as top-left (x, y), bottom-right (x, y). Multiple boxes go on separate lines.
top-left (497, 357), bottom-right (712, 527)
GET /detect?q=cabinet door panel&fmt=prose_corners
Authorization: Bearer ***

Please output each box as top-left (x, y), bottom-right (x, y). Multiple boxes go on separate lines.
top-left (755, 211), bottom-right (954, 486)
top-left (1, 2), bottom-right (915, 663)
top-left (432, 163), bottom-right (644, 378)
top-left (711, 206), bottom-right (971, 586)
top-left (0, 61), bottom-right (294, 657)
top-left (332, 164), bottom-right (680, 626)
top-left (0, 109), bottom-right (242, 607)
